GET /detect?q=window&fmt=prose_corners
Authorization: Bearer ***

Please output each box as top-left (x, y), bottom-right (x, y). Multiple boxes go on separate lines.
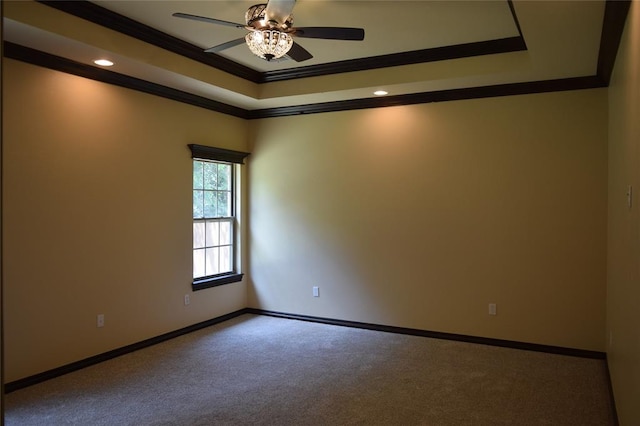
top-left (189, 144), bottom-right (249, 290)
top-left (193, 160), bottom-right (233, 277)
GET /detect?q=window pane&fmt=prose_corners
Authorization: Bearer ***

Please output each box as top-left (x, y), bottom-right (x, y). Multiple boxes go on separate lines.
top-left (218, 164), bottom-right (231, 190)
top-left (220, 245), bottom-right (232, 273)
top-left (193, 160), bottom-right (236, 280)
top-left (204, 162), bottom-right (218, 190)
top-left (217, 191), bottom-right (231, 217)
top-left (193, 222), bottom-right (205, 249)
top-left (220, 220), bottom-right (231, 245)
top-left (193, 190), bottom-right (204, 219)
top-left (193, 249), bottom-right (205, 278)
top-left (206, 220), bottom-right (220, 247)
top-left (204, 191), bottom-right (216, 218)
top-left (193, 161), bottom-right (204, 190)
top-left (205, 247), bottom-right (219, 275)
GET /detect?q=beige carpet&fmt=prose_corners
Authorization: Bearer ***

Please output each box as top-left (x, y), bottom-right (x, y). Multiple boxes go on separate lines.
top-left (5, 314), bottom-right (615, 425)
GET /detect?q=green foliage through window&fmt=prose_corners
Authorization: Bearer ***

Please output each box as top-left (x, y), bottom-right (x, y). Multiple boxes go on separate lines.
top-left (193, 161), bottom-right (232, 219)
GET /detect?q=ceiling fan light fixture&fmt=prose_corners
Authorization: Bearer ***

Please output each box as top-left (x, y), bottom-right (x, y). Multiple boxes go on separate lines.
top-left (245, 30), bottom-right (293, 61)
top-left (173, 2), bottom-right (363, 63)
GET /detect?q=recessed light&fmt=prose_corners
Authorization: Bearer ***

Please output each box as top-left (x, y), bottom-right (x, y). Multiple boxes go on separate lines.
top-left (373, 90), bottom-right (388, 96)
top-left (93, 59), bottom-right (114, 67)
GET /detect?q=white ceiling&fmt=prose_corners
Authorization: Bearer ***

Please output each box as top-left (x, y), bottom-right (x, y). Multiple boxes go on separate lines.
top-left (3, 0), bottom-right (607, 112)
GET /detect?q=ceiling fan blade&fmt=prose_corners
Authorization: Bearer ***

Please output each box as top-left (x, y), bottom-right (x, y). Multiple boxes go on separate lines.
top-left (264, 0), bottom-right (296, 24)
top-left (293, 27), bottom-right (365, 41)
top-left (204, 38), bottom-right (247, 53)
top-left (172, 12), bottom-right (245, 29)
top-left (286, 41), bottom-right (313, 62)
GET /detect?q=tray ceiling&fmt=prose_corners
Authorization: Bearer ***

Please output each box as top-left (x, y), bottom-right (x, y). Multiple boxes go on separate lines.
top-left (2, 0), bottom-right (625, 117)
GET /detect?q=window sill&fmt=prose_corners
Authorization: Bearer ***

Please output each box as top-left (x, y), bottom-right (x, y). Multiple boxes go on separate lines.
top-left (192, 273), bottom-right (244, 291)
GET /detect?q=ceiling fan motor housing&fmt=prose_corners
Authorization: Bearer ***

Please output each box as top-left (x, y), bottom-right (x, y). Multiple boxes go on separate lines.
top-left (246, 3), bottom-right (293, 30)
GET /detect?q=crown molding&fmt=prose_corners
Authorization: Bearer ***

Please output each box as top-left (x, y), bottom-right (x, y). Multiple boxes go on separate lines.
top-left (4, 0), bottom-right (630, 119)
top-left (261, 37), bottom-right (526, 83)
top-left (2, 41), bottom-right (608, 120)
top-left (37, 0), bottom-right (262, 83)
top-left (248, 76), bottom-right (606, 119)
top-left (597, 0), bottom-right (632, 85)
top-left (38, 0), bottom-right (527, 84)
top-left (3, 42), bottom-right (249, 119)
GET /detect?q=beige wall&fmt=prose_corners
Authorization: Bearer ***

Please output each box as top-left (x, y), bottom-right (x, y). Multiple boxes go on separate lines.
top-left (249, 89), bottom-right (608, 352)
top-left (2, 59), bottom-right (250, 382)
top-left (3, 1), bottom-right (638, 420)
top-left (607, 1), bottom-right (640, 424)
top-left (1, 26), bottom-right (623, 412)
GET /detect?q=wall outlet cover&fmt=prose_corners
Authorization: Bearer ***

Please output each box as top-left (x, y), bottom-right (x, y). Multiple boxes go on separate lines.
top-left (488, 303), bottom-right (497, 315)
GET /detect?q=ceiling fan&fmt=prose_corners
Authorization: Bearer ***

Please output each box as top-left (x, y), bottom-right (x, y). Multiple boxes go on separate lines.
top-left (173, 0), bottom-right (365, 62)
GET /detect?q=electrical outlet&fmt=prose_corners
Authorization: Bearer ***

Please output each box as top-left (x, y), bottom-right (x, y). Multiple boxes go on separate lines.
top-left (313, 286), bottom-right (319, 297)
top-left (97, 314), bottom-right (105, 328)
top-left (488, 303), bottom-right (497, 315)
top-left (184, 294), bottom-right (190, 306)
